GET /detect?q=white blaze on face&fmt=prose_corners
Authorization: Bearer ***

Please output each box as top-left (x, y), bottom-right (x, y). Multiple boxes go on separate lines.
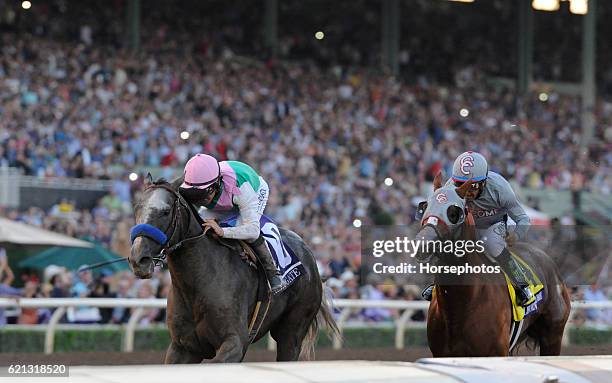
top-left (141, 189), bottom-right (170, 223)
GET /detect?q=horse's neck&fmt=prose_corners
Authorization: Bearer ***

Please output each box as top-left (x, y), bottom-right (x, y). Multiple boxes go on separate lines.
top-left (434, 223), bottom-right (490, 306)
top-left (434, 250), bottom-right (489, 282)
top-left (183, 209), bottom-right (204, 239)
top-left (166, 208), bottom-right (213, 293)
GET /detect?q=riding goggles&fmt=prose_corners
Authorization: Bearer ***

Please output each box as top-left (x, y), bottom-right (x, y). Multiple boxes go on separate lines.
top-left (453, 179), bottom-right (486, 190)
top-left (182, 178), bottom-right (219, 196)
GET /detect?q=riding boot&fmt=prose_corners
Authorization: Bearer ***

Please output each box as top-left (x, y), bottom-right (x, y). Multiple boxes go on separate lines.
top-left (251, 236), bottom-right (287, 295)
top-left (497, 248), bottom-right (535, 307)
top-left (421, 284), bottom-right (434, 301)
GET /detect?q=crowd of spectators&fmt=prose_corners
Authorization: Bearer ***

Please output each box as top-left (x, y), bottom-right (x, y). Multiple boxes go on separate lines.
top-left (0, 1), bottom-right (611, 326)
top-left (1, 31), bottom-right (610, 237)
top-left (0, 177), bottom-right (133, 250)
top-left (0, 254), bottom-right (171, 325)
top-left (4, 0), bottom-right (612, 84)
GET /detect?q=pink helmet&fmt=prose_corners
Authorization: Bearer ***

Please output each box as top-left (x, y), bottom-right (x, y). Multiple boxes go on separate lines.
top-left (180, 154), bottom-right (220, 189)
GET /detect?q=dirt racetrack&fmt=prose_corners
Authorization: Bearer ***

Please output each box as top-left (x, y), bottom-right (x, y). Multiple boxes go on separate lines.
top-left (1, 345), bottom-right (611, 365)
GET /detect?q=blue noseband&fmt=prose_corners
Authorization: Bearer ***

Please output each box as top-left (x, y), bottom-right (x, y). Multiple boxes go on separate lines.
top-left (130, 223), bottom-right (168, 245)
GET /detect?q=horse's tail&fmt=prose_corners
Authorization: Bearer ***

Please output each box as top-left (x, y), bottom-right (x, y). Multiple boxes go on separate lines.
top-left (299, 284), bottom-right (342, 361)
top-left (510, 332), bottom-right (539, 356)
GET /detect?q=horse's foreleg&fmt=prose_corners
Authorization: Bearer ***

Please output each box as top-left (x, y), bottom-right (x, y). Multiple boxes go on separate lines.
top-left (164, 342), bottom-right (202, 364)
top-left (207, 335), bottom-right (245, 363)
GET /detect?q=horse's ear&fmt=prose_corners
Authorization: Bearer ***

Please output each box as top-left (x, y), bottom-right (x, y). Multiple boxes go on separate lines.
top-left (465, 208), bottom-right (475, 226)
top-left (463, 208), bottom-right (476, 240)
top-left (433, 172), bottom-right (443, 191)
top-left (145, 172), bottom-right (153, 185)
top-left (455, 179), bottom-right (473, 199)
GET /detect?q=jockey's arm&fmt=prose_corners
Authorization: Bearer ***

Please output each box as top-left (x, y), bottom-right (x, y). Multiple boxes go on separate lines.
top-left (499, 180), bottom-right (530, 240)
top-left (222, 184), bottom-right (261, 241)
top-left (198, 206), bottom-right (224, 221)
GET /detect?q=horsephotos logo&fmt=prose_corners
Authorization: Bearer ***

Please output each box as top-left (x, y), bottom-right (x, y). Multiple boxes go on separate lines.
top-left (372, 261), bottom-right (500, 276)
top-left (360, 225), bottom-right (611, 286)
top-left (368, 237), bottom-right (499, 276)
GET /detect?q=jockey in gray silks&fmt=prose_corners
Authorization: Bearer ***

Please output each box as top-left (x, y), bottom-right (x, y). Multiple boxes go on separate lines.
top-left (422, 151), bottom-right (535, 307)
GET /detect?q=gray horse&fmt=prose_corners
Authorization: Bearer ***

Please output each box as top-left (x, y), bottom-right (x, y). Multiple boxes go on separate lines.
top-left (130, 177), bottom-right (339, 363)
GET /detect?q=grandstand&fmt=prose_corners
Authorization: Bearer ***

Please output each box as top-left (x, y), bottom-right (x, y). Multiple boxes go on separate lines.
top-left (0, 0), bottom-right (610, 369)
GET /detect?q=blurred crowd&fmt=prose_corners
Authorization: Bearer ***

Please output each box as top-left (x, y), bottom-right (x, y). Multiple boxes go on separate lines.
top-left (0, 181), bottom-right (133, 250)
top-left (0, 254), bottom-right (170, 325)
top-left (3, 0), bottom-right (612, 84)
top-left (0, 0), bottom-right (611, 326)
top-left (1, 32), bottom-right (610, 262)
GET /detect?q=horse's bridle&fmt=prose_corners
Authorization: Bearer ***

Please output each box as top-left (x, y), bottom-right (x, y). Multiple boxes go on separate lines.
top-left (132, 184), bottom-right (206, 267)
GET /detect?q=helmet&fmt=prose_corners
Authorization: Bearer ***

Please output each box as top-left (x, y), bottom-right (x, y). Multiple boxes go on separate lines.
top-left (180, 154), bottom-right (220, 189)
top-left (451, 151), bottom-right (488, 183)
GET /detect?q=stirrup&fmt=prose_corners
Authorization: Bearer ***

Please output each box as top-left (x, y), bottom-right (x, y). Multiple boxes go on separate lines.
top-left (421, 284), bottom-right (434, 301)
top-left (517, 287), bottom-right (535, 307)
top-left (269, 275), bottom-right (288, 295)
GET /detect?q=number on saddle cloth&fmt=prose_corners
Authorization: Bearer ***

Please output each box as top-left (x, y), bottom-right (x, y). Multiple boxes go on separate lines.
top-left (220, 215), bottom-right (294, 271)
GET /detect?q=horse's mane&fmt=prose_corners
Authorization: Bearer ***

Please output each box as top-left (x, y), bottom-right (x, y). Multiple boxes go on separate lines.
top-left (134, 177), bottom-right (182, 211)
top-left (158, 177), bottom-right (205, 226)
top-left (135, 176), bottom-right (205, 229)
top-left (152, 177), bottom-right (184, 190)
top-left (153, 178), bottom-right (169, 185)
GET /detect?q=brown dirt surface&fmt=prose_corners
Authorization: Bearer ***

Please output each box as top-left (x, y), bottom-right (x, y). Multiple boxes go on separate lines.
top-left (0, 345), bottom-right (610, 366)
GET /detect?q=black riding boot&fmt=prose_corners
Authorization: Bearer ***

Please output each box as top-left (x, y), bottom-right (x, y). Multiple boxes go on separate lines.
top-left (252, 236), bottom-right (286, 295)
top-left (497, 248), bottom-right (535, 307)
top-left (421, 284), bottom-right (434, 301)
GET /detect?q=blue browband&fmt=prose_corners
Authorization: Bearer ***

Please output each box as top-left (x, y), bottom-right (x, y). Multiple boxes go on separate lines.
top-left (130, 223), bottom-right (168, 245)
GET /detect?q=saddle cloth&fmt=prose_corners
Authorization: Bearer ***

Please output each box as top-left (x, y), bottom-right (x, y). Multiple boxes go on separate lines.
top-left (505, 250), bottom-right (545, 351)
top-left (220, 214), bottom-right (305, 288)
top-left (504, 250), bottom-right (545, 322)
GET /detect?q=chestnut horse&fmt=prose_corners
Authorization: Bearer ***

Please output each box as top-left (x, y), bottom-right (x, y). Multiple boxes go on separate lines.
top-left (415, 175), bottom-right (570, 356)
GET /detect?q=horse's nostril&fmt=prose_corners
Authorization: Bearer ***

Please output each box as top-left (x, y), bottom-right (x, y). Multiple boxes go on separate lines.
top-left (131, 238), bottom-right (155, 265)
top-left (138, 256), bottom-right (152, 265)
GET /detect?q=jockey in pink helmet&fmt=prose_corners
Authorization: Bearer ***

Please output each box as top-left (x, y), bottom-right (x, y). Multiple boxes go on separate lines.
top-left (179, 154), bottom-right (286, 294)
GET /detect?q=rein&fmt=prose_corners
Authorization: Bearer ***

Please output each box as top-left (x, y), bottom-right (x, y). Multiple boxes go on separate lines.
top-left (131, 183), bottom-right (207, 267)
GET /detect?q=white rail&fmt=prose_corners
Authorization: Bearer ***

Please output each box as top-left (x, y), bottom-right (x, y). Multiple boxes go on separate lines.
top-left (0, 298), bottom-right (610, 353)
